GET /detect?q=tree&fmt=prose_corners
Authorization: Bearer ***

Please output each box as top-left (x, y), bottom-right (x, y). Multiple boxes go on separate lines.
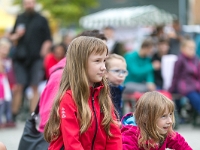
top-left (13, 0), bottom-right (99, 27)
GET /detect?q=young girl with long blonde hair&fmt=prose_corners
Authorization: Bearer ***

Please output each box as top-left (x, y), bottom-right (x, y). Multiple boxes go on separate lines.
top-left (121, 91), bottom-right (192, 150)
top-left (44, 36), bottom-right (122, 150)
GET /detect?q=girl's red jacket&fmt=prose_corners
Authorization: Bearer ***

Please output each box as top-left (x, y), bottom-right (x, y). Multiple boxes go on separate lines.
top-left (48, 86), bottom-right (122, 150)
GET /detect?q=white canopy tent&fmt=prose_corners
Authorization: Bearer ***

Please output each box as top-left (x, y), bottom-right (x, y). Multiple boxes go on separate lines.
top-left (79, 5), bottom-right (176, 29)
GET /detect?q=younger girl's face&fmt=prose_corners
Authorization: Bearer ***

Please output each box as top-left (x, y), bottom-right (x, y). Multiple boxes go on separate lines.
top-left (156, 109), bottom-right (173, 135)
top-left (87, 50), bottom-right (107, 86)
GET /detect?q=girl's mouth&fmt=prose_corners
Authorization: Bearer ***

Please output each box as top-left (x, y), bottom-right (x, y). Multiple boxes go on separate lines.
top-left (163, 126), bottom-right (170, 130)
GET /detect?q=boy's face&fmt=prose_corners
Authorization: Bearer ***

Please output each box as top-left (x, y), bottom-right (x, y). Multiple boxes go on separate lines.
top-left (105, 58), bottom-right (127, 85)
top-left (142, 46), bottom-right (153, 57)
top-left (158, 42), bottom-right (169, 54)
top-left (181, 41), bottom-right (196, 58)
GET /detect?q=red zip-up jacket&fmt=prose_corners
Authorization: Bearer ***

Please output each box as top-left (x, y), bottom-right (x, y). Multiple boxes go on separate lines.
top-left (48, 85), bottom-right (122, 150)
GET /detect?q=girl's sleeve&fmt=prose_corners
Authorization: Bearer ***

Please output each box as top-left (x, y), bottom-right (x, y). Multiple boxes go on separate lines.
top-left (121, 125), bottom-right (139, 150)
top-left (167, 132), bottom-right (192, 150)
top-left (59, 93), bottom-right (84, 150)
top-left (105, 111), bottom-right (122, 150)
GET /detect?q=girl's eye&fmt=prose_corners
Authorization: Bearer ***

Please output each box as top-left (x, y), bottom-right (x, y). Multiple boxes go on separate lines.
top-left (169, 113), bottom-right (173, 116)
top-left (162, 115), bottom-right (166, 118)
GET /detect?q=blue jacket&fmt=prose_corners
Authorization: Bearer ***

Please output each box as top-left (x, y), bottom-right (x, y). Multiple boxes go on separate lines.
top-left (110, 85), bottom-right (125, 119)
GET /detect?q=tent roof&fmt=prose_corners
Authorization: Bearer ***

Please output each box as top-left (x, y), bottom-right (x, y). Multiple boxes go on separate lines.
top-left (79, 5), bottom-right (176, 29)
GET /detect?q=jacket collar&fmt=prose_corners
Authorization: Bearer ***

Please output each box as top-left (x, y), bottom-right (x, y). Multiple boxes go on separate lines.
top-left (90, 82), bottom-right (104, 98)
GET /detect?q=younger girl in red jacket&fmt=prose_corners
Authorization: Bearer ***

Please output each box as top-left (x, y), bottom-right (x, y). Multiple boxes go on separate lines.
top-left (121, 91), bottom-right (192, 150)
top-left (44, 36), bottom-right (122, 150)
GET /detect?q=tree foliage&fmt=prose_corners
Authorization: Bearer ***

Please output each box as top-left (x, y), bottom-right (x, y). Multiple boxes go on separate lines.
top-left (13, 0), bottom-right (99, 27)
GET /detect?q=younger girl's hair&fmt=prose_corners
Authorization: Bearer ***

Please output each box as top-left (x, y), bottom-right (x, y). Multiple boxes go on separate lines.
top-left (0, 38), bottom-right (11, 48)
top-left (44, 36), bottom-right (114, 142)
top-left (105, 53), bottom-right (126, 70)
top-left (134, 91), bottom-right (175, 149)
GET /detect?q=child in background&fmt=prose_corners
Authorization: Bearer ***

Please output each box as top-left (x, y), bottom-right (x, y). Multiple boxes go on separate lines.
top-left (44, 36), bottom-right (122, 150)
top-left (169, 37), bottom-right (200, 116)
top-left (0, 38), bottom-right (15, 128)
top-left (151, 37), bottom-right (169, 89)
top-left (105, 54), bottom-right (128, 119)
top-left (43, 43), bottom-right (66, 79)
top-left (121, 91), bottom-right (192, 150)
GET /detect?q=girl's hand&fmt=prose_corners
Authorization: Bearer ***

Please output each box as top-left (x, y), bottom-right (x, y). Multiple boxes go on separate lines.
top-left (117, 121), bottom-right (122, 128)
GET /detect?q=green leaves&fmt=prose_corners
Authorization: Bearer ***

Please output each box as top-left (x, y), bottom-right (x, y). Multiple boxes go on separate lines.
top-left (13, 0), bottom-right (99, 27)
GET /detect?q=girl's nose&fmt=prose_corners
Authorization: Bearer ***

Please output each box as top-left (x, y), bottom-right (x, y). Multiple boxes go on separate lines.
top-left (167, 116), bottom-right (172, 124)
top-left (101, 63), bottom-right (106, 70)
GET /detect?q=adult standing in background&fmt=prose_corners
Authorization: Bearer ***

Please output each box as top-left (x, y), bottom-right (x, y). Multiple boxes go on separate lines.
top-left (168, 19), bottom-right (186, 55)
top-left (103, 26), bottom-right (125, 56)
top-left (8, 0), bottom-right (52, 121)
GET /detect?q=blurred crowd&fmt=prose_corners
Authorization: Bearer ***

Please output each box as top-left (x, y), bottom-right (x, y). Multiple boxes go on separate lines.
top-left (0, 0), bottom-right (200, 131)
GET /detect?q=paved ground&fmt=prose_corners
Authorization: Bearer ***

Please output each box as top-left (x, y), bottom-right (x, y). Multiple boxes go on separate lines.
top-left (0, 121), bottom-right (200, 150)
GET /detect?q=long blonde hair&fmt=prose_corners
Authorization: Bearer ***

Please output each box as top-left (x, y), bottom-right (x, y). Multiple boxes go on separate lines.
top-left (44, 36), bottom-right (114, 142)
top-left (134, 91), bottom-right (175, 149)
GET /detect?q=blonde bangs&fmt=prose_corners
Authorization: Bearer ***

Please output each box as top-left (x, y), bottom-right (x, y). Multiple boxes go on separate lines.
top-left (159, 96), bottom-right (175, 118)
top-left (89, 41), bottom-right (108, 56)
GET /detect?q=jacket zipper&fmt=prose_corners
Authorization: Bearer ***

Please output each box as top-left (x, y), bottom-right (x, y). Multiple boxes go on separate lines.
top-left (91, 92), bottom-right (98, 150)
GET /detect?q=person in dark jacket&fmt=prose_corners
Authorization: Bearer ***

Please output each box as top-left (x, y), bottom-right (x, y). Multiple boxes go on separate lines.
top-left (103, 26), bottom-right (125, 56)
top-left (8, 0), bottom-right (52, 118)
top-left (152, 37), bottom-right (169, 89)
top-left (105, 54), bottom-right (128, 119)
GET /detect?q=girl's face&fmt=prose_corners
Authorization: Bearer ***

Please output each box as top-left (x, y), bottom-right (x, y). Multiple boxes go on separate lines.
top-left (87, 50), bottom-right (107, 86)
top-left (105, 58), bottom-right (127, 85)
top-left (156, 109), bottom-right (173, 135)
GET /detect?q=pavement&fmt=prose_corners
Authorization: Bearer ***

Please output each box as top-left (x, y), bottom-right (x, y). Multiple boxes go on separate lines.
top-left (0, 121), bottom-right (200, 150)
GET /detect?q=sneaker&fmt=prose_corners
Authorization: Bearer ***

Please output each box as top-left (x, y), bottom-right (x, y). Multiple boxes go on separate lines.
top-left (5, 122), bottom-right (16, 128)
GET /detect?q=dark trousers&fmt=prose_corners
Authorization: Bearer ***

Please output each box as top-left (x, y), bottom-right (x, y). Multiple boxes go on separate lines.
top-left (0, 101), bottom-right (12, 124)
top-left (186, 91), bottom-right (200, 115)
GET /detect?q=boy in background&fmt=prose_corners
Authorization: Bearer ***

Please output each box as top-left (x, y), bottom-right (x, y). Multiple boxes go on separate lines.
top-left (151, 37), bottom-right (169, 89)
top-left (105, 54), bottom-right (128, 119)
top-left (0, 38), bottom-right (15, 128)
